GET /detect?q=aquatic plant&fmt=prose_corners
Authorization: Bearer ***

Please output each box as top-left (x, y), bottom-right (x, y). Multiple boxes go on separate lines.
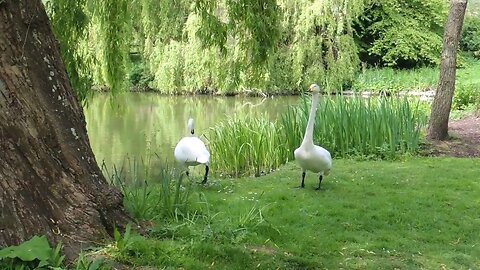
top-left (207, 115), bottom-right (289, 177)
top-left (282, 95), bottom-right (428, 160)
top-left (209, 96), bottom-right (427, 176)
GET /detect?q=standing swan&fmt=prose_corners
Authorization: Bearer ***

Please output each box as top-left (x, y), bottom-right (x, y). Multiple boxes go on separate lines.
top-left (294, 83), bottom-right (332, 190)
top-left (174, 118), bottom-right (210, 184)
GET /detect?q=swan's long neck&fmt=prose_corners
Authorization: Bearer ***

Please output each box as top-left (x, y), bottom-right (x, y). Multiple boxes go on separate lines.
top-left (187, 118), bottom-right (195, 135)
top-left (302, 92), bottom-right (319, 146)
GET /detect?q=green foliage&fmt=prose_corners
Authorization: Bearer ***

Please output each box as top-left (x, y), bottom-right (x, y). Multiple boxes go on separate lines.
top-left (74, 254), bottom-right (108, 270)
top-left (128, 61), bottom-right (153, 88)
top-left (352, 67), bottom-right (438, 93)
top-left (453, 83), bottom-right (480, 110)
top-left (460, 17), bottom-right (480, 58)
top-left (141, 0), bottom-right (368, 94)
top-left (0, 236), bottom-right (111, 269)
top-left (194, 0), bottom-right (281, 64)
top-left (0, 236), bottom-right (58, 269)
top-left (45, 0), bottom-right (94, 104)
top-left (354, 0), bottom-right (447, 68)
top-left (45, 0), bottom-right (405, 95)
top-left (96, 0), bottom-right (130, 94)
top-left (0, 236), bottom-right (56, 267)
top-left (113, 224), bottom-right (133, 254)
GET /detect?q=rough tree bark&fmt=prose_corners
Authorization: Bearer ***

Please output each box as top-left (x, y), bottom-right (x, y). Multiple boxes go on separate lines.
top-left (0, 0), bottom-right (130, 260)
top-left (427, 0), bottom-right (468, 140)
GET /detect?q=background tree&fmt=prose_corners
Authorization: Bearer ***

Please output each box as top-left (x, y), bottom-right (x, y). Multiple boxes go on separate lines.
top-left (427, 0), bottom-right (469, 140)
top-left (0, 0), bottom-right (130, 260)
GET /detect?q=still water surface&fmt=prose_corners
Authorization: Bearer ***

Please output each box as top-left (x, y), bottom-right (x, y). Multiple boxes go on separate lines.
top-left (84, 93), bottom-right (299, 171)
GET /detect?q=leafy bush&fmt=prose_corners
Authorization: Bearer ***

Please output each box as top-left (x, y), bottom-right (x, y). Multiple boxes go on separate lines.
top-left (453, 83), bottom-right (480, 110)
top-left (353, 0), bottom-right (447, 68)
top-left (460, 17), bottom-right (480, 58)
top-left (129, 62), bottom-right (154, 88)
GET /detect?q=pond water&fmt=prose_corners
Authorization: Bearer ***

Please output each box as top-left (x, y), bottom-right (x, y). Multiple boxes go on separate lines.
top-left (84, 93), bottom-right (299, 172)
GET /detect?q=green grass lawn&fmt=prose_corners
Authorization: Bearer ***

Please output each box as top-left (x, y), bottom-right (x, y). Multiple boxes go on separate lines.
top-left (110, 157), bottom-right (480, 269)
top-left (351, 57), bottom-right (480, 94)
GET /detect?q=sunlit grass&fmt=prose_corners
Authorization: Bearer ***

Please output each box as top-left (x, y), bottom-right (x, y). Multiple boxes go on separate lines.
top-left (102, 155), bottom-right (193, 220)
top-left (351, 67), bottom-right (438, 93)
top-left (107, 158), bottom-right (480, 269)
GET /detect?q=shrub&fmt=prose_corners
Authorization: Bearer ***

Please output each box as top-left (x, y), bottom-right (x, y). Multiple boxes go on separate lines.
top-left (453, 83), bottom-right (480, 110)
top-left (460, 17), bottom-right (480, 58)
top-left (353, 0), bottom-right (447, 68)
top-left (129, 61), bottom-right (154, 88)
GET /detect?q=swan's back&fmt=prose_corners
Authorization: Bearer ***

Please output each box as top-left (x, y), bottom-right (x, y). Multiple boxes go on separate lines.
top-left (174, 136), bottom-right (210, 166)
top-left (294, 144), bottom-right (331, 174)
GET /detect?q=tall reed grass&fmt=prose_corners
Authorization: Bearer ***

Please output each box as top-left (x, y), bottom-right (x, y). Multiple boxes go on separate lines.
top-left (282, 96), bottom-right (428, 160)
top-left (208, 96), bottom-right (427, 176)
top-left (207, 115), bottom-right (289, 177)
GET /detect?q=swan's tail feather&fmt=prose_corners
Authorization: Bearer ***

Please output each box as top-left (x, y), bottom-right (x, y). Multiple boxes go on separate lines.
top-left (196, 156), bottom-right (209, 164)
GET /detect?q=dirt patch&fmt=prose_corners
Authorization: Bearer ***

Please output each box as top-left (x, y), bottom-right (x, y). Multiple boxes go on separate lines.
top-left (423, 115), bottom-right (480, 157)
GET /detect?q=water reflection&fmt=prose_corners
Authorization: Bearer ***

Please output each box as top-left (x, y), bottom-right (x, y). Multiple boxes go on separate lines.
top-left (84, 93), bottom-right (299, 172)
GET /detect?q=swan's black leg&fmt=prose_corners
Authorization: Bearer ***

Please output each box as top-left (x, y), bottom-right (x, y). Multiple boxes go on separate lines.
top-left (315, 174), bottom-right (323, 190)
top-left (200, 165), bottom-right (209, 184)
top-left (300, 171), bottom-right (306, 188)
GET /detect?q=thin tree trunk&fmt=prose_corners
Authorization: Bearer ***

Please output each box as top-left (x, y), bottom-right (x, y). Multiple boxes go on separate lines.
top-left (427, 0), bottom-right (468, 140)
top-left (0, 0), bottom-right (131, 261)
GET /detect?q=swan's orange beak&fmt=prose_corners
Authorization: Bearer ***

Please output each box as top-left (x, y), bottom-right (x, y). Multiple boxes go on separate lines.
top-left (307, 86), bottom-right (313, 92)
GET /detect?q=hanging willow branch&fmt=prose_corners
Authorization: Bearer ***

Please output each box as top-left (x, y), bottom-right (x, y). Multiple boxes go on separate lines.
top-left (46, 0), bottom-right (370, 95)
top-left (194, 0), bottom-right (281, 64)
top-left (45, 0), bottom-right (93, 104)
top-left (95, 0), bottom-right (130, 95)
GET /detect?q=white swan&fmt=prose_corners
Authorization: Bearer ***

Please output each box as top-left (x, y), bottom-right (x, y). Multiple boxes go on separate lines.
top-left (294, 83), bottom-right (332, 190)
top-left (174, 118), bottom-right (210, 184)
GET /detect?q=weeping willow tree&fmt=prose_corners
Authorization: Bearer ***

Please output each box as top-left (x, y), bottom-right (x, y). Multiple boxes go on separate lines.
top-left (46, 0), bottom-right (369, 97)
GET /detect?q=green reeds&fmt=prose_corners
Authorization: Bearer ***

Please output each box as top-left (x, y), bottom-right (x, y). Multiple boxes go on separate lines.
top-left (207, 115), bottom-right (288, 177)
top-left (209, 96), bottom-right (427, 176)
top-left (281, 95), bottom-right (427, 159)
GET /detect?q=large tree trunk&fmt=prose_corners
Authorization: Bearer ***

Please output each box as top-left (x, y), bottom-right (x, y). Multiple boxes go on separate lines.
top-left (0, 0), bottom-right (130, 261)
top-left (427, 0), bottom-right (468, 140)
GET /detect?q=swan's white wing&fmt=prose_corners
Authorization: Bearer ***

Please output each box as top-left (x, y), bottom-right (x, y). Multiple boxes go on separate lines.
top-left (174, 137), bottom-right (210, 165)
top-left (294, 145), bottom-right (331, 173)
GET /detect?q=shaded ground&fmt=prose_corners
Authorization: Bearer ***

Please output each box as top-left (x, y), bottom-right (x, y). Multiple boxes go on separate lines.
top-left (424, 115), bottom-right (480, 157)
